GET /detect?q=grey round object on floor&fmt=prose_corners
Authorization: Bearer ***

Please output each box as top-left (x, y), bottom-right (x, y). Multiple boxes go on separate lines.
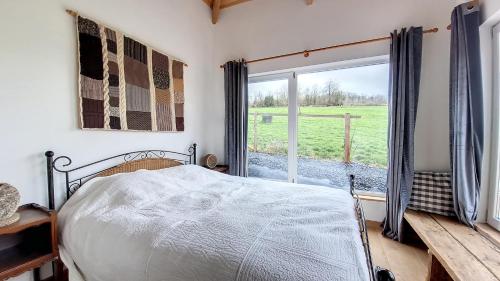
top-left (0, 183), bottom-right (21, 227)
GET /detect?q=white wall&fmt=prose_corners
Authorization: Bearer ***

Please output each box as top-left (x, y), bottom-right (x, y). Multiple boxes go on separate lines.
top-left (482, 0), bottom-right (500, 21)
top-left (0, 1), bottom-right (214, 280)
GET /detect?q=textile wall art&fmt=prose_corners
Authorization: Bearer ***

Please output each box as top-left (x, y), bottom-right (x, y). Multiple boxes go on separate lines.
top-left (77, 15), bottom-right (185, 131)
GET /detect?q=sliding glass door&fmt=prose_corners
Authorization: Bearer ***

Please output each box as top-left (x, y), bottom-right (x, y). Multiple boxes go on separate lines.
top-left (296, 63), bottom-right (389, 192)
top-left (248, 73), bottom-right (296, 182)
top-left (247, 57), bottom-right (389, 194)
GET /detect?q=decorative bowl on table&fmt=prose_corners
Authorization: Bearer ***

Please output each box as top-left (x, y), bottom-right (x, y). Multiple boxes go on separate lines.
top-left (201, 154), bottom-right (218, 169)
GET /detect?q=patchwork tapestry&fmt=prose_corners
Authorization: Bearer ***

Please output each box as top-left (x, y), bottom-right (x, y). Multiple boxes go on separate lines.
top-left (76, 16), bottom-right (185, 131)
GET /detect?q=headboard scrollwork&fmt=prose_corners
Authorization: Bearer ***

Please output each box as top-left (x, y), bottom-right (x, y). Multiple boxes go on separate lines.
top-left (45, 143), bottom-right (197, 209)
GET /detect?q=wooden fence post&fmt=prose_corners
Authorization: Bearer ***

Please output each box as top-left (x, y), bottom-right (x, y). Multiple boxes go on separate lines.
top-left (253, 112), bottom-right (258, 152)
top-left (344, 113), bottom-right (351, 163)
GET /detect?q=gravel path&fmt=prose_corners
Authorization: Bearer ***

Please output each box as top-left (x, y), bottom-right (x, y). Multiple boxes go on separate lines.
top-left (248, 152), bottom-right (387, 193)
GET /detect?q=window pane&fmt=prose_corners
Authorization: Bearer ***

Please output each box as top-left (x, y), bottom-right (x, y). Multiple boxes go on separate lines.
top-left (247, 79), bottom-right (289, 182)
top-left (297, 63), bottom-right (389, 193)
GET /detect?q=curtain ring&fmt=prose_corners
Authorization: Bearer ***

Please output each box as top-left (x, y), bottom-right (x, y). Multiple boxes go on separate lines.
top-left (303, 50), bottom-right (310, 58)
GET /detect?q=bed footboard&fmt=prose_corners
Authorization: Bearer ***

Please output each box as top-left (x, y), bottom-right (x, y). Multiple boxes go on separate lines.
top-left (349, 175), bottom-right (376, 281)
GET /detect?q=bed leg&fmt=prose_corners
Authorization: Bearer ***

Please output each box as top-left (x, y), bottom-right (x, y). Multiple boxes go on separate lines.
top-left (193, 143), bottom-right (197, 165)
top-left (45, 151), bottom-right (55, 210)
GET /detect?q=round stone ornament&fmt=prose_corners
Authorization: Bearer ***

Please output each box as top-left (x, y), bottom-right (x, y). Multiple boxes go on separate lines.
top-left (0, 183), bottom-right (20, 227)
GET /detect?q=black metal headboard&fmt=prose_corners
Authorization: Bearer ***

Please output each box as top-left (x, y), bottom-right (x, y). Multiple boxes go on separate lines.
top-left (44, 143), bottom-right (197, 210)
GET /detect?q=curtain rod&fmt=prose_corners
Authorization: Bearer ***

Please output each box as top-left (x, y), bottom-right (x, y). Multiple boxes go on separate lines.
top-left (219, 27), bottom-right (439, 68)
top-left (65, 9), bottom-right (188, 67)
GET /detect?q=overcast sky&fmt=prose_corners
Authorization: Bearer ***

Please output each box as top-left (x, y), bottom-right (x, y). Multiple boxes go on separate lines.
top-left (249, 63), bottom-right (389, 98)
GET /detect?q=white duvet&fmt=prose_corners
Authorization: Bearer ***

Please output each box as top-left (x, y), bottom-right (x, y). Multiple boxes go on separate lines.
top-left (58, 165), bottom-right (369, 281)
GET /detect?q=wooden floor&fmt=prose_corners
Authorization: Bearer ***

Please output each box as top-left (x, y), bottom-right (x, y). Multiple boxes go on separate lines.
top-left (367, 222), bottom-right (429, 281)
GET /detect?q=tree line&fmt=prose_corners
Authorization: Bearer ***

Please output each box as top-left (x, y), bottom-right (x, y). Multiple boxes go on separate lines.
top-left (249, 80), bottom-right (388, 107)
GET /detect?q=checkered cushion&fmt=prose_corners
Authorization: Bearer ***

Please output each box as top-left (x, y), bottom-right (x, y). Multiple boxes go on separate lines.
top-left (408, 172), bottom-right (455, 216)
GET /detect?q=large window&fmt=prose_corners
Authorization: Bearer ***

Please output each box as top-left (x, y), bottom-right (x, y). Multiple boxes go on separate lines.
top-left (489, 24), bottom-right (500, 230)
top-left (247, 57), bottom-right (389, 194)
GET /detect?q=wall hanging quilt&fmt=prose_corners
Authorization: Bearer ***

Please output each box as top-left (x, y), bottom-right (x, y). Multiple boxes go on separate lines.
top-left (76, 15), bottom-right (185, 131)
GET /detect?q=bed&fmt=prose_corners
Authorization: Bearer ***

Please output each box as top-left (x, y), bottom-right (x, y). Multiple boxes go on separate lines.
top-left (45, 144), bottom-right (375, 281)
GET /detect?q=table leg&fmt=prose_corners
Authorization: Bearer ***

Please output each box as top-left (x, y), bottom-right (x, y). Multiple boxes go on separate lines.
top-left (33, 268), bottom-right (41, 281)
top-left (53, 259), bottom-right (67, 281)
top-left (427, 251), bottom-right (453, 281)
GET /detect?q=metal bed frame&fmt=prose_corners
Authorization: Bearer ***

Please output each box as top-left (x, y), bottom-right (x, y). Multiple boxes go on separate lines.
top-left (350, 175), bottom-right (376, 281)
top-left (45, 144), bottom-right (197, 209)
top-left (44, 143), bottom-right (376, 281)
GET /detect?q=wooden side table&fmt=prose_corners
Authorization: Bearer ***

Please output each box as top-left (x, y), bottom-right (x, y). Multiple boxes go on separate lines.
top-left (0, 203), bottom-right (62, 281)
top-left (211, 165), bottom-right (229, 174)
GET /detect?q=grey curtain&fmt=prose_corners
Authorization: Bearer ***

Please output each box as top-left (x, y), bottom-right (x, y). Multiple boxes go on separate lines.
top-left (383, 27), bottom-right (423, 241)
top-left (449, 3), bottom-right (483, 227)
top-left (224, 60), bottom-right (249, 177)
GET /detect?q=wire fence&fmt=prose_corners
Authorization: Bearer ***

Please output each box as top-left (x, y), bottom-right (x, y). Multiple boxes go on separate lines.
top-left (250, 112), bottom-right (361, 163)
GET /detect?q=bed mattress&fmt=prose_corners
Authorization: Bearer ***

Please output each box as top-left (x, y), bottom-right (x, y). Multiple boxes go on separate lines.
top-left (58, 164), bottom-right (369, 281)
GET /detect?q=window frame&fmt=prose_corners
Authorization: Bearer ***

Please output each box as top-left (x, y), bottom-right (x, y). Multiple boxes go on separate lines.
top-left (248, 55), bottom-right (389, 195)
top-left (487, 23), bottom-right (500, 230)
top-left (248, 72), bottom-right (297, 183)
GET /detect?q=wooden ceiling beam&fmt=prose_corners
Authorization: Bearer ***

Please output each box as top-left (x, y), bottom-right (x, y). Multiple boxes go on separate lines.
top-left (221, 0), bottom-right (251, 9)
top-left (212, 0), bottom-right (222, 24)
top-left (203, 0), bottom-right (251, 10)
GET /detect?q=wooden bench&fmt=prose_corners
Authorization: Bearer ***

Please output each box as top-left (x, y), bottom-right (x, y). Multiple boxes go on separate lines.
top-left (404, 210), bottom-right (500, 281)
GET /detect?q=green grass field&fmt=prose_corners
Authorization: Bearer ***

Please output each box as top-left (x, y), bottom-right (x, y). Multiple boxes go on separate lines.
top-left (248, 106), bottom-right (388, 168)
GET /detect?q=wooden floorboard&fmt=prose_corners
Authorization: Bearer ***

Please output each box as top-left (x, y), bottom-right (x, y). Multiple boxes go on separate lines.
top-left (368, 223), bottom-right (429, 281)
